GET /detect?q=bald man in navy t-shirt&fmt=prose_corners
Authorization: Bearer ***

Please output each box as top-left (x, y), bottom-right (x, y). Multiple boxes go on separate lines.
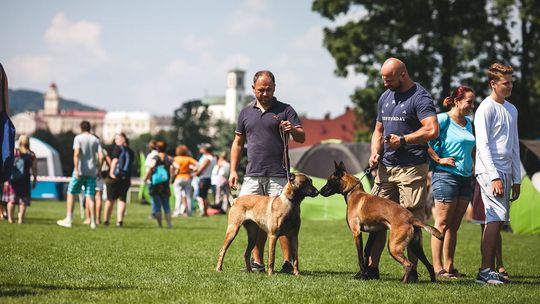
top-left (365, 58), bottom-right (439, 281)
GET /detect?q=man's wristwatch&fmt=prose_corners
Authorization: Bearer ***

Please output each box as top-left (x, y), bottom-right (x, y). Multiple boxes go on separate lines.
top-left (399, 135), bottom-right (406, 147)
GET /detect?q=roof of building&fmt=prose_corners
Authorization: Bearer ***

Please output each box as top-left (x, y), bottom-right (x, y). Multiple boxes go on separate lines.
top-left (289, 107), bottom-right (366, 148)
top-left (53, 110), bottom-right (107, 118)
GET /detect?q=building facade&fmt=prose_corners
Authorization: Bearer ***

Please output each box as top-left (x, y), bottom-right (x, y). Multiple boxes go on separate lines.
top-left (204, 69), bottom-right (248, 124)
top-left (11, 83), bottom-right (106, 136)
top-left (101, 112), bottom-right (173, 143)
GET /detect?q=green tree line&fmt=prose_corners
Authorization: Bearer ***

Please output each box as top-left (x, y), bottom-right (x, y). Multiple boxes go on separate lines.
top-left (313, 0), bottom-right (539, 140)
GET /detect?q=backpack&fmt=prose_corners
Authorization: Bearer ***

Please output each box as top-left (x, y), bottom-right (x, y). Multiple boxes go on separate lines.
top-left (1, 63), bottom-right (16, 183)
top-left (10, 150), bottom-right (26, 181)
top-left (151, 156), bottom-right (169, 185)
top-left (429, 113), bottom-right (451, 170)
top-left (114, 146), bottom-right (131, 178)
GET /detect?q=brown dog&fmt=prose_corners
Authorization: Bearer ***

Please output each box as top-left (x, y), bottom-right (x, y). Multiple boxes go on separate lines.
top-left (216, 173), bottom-right (319, 275)
top-left (320, 161), bottom-right (443, 283)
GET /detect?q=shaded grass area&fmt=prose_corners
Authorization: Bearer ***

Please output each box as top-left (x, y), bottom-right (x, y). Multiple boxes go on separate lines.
top-left (1, 200), bottom-right (540, 303)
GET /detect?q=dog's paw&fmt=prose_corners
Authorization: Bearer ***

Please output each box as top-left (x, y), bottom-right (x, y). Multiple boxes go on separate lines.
top-left (293, 271), bottom-right (301, 276)
top-left (215, 267), bottom-right (223, 272)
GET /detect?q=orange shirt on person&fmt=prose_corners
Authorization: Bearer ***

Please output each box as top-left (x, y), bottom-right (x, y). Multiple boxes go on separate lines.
top-left (174, 155), bottom-right (198, 180)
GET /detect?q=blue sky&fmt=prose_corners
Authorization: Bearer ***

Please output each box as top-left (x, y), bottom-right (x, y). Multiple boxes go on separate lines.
top-left (0, 0), bottom-right (366, 117)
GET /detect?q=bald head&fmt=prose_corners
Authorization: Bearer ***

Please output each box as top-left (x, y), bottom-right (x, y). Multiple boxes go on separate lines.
top-left (380, 57), bottom-right (412, 92)
top-left (381, 58), bottom-right (407, 76)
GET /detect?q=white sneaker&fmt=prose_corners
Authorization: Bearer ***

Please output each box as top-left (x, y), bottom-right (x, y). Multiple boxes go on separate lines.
top-left (90, 221), bottom-right (97, 229)
top-left (57, 218), bottom-right (72, 228)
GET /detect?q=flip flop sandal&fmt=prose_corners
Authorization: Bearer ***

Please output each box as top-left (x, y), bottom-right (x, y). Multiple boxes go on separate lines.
top-left (436, 269), bottom-right (456, 279)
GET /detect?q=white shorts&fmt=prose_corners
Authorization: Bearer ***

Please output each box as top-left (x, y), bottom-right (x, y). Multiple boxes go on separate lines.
top-left (239, 176), bottom-right (287, 197)
top-left (475, 172), bottom-right (512, 223)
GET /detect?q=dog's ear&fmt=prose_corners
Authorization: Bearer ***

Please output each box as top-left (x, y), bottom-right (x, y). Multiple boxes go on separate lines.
top-left (338, 161), bottom-right (346, 171)
top-left (289, 173), bottom-right (296, 182)
top-left (334, 160), bottom-right (340, 171)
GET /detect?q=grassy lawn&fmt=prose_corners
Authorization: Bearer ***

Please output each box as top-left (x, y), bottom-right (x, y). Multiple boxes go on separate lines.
top-left (1, 199), bottom-right (540, 303)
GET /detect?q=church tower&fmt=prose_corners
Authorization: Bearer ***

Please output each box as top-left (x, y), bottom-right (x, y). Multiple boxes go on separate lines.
top-left (44, 82), bottom-right (60, 115)
top-left (225, 69), bottom-right (245, 123)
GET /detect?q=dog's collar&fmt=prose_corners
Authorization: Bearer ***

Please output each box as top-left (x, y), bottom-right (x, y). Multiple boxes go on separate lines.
top-left (342, 181), bottom-right (361, 200)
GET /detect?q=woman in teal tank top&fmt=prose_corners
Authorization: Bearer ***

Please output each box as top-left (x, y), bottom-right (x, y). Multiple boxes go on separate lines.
top-left (428, 86), bottom-right (476, 278)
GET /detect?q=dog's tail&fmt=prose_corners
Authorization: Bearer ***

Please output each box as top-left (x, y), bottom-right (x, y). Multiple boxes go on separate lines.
top-left (413, 219), bottom-right (443, 240)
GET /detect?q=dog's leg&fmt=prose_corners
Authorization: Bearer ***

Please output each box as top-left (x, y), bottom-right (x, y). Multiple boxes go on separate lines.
top-left (216, 222), bottom-right (243, 272)
top-left (363, 232), bottom-right (377, 273)
top-left (387, 226), bottom-right (414, 283)
top-left (409, 228), bottom-right (437, 282)
top-left (352, 231), bottom-right (366, 280)
top-left (267, 234), bottom-right (278, 275)
top-left (243, 221), bottom-right (259, 272)
top-left (289, 234), bottom-right (300, 275)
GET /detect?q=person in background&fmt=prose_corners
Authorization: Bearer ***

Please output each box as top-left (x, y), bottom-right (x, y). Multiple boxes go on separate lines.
top-left (57, 121), bottom-right (103, 229)
top-left (95, 146), bottom-right (110, 224)
top-left (194, 143), bottom-right (216, 217)
top-left (104, 133), bottom-right (134, 227)
top-left (211, 152), bottom-right (231, 213)
top-left (4, 135), bottom-right (37, 224)
top-left (83, 135), bottom-right (108, 225)
top-left (140, 139), bottom-right (159, 219)
top-left (427, 86), bottom-right (476, 278)
top-left (172, 145), bottom-right (198, 217)
top-left (144, 140), bottom-right (173, 228)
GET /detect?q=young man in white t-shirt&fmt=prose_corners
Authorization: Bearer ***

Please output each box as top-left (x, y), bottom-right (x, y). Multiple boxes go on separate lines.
top-left (474, 63), bottom-right (521, 285)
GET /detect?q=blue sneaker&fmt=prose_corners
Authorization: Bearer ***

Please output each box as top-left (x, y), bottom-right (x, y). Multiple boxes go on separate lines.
top-left (475, 269), bottom-right (504, 285)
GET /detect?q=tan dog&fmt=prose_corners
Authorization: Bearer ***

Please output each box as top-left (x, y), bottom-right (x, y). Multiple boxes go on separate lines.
top-left (320, 161), bottom-right (442, 283)
top-left (216, 173), bottom-right (319, 275)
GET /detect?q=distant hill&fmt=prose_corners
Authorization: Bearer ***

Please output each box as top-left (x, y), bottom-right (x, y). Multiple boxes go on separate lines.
top-left (7, 88), bottom-right (101, 114)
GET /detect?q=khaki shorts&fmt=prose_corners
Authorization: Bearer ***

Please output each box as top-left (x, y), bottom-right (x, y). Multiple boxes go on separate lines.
top-left (239, 176), bottom-right (287, 197)
top-left (371, 163), bottom-right (428, 220)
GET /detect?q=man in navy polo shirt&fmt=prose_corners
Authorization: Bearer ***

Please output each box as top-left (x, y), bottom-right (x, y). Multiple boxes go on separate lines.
top-left (229, 70), bottom-right (305, 273)
top-left (365, 58), bottom-right (439, 281)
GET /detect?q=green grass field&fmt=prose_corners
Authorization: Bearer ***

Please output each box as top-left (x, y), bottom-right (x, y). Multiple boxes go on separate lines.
top-left (1, 199), bottom-right (540, 303)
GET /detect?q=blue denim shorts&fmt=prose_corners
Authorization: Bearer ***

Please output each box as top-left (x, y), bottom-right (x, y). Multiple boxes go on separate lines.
top-left (431, 171), bottom-right (473, 202)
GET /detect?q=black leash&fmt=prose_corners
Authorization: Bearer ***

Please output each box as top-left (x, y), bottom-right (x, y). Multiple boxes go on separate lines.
top-left (279, 124), bottom-right (291, 181)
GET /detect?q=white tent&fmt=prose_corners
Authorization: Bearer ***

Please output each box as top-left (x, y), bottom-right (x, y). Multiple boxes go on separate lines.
top-left (15, 137), bottom-right (63, 177)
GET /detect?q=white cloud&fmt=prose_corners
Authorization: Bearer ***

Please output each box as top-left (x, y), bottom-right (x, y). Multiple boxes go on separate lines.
top-left (291, 26), bottom-right (323, 50)
top-left (7, 12), bottom-right (114, 108)
top-left (167, 59), bottom-right (198, 76)
top-left (225, 0), bottom-right (273, 35)
top-left (219, 54), bottom-right (251, 72)
top-left (7, 55), bottom-right (53, 84)
top-left (44, 12), bottom-right (110, 62)
top-left (182, 34), bottom-right (215, 53)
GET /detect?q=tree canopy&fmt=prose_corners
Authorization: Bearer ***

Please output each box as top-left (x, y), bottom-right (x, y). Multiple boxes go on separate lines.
top-left (313, 0), bottom-right (539, 139)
